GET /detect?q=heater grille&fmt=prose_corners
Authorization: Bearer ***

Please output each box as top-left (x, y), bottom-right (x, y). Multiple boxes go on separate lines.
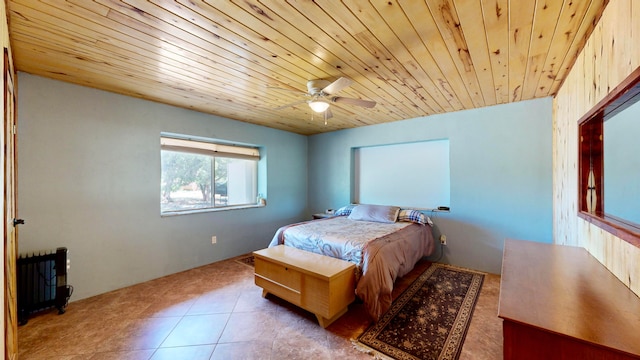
top-left (17, 247), bottom-right (72, 325)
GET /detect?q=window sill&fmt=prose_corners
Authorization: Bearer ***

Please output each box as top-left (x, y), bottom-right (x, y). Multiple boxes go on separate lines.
top-left (161, 204), bottom-right (265, 217)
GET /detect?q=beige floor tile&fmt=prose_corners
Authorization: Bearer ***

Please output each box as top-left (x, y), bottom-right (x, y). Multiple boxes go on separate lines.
top-left (149, 345), bottom-right (215, 360)
top-left (209, 340), bottom-right (273, 360)
top-left (160, 314), bottom-right (229, 347)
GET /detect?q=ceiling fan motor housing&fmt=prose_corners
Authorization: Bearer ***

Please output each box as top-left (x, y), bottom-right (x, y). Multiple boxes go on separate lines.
top-left (307, 79), bottom-right (331, 95)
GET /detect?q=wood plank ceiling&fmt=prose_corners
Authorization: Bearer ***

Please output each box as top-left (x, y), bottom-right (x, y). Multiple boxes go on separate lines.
top-left (7, 0), bottom-right (607, 135)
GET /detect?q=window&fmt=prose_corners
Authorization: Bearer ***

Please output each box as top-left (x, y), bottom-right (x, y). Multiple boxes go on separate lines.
top-left (160, 136), bottom-right (259, 214)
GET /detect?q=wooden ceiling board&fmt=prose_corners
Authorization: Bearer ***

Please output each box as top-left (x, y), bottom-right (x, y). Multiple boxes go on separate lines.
top-left (282, 0), bottom-right (437, 116)
top-left (480, 0), bottom-right (509, 104)
top-left (507, 0), bottom-right (536, 103)
top-left (546, 0), bottom-right (609, 97)
top-left (6, 0), bottom-right (608, 135)
top-left (449, 0), bottom-right (496, 105)
top-left (11, 23), bottom-right (248, 103)
top-left (426, 0), bottom-right (486, 108)
top-left (347, 12), bottom-right (443, 115)
top-left (103, 2), bottom-right (310, 87)
top-left (370, 0), bottom-right (461, 113)
top-left (399, 0), bottom-right (476, 110)
top-left (520, 0), bottom-right (564, 100)
top-left (311, 0), bottom-right (439, 116)
top-left (235, 2), bottom-right (397, 109)
top-left (212, 0), bottom-right (418, 121)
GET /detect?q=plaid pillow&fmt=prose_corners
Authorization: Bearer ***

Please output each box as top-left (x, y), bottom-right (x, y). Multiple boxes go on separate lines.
top-left (398, 209), bottom-right (431, 225)
top-left (334, 204), bottom-right (356, 216)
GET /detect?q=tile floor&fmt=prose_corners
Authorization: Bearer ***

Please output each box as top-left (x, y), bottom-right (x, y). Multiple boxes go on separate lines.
top-left (18, 255), bottom-right (503, 359)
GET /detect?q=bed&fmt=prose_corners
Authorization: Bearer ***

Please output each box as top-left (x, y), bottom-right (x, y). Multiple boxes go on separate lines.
top-left (268, 204), bottom-right (436, 321)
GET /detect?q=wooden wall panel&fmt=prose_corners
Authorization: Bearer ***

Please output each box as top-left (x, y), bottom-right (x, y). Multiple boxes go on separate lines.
top-left (634, 1), bottom-right (640, 65)
top-left (554, 0), bottom-right (640, 297)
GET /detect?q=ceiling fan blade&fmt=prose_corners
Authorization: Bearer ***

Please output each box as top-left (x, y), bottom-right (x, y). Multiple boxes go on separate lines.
top-left (274, 99), bottom-right (308, 110)
top-left (321, 77), bottom-right (353, 95)
top-left (332, 96), bottom-right (376, 108)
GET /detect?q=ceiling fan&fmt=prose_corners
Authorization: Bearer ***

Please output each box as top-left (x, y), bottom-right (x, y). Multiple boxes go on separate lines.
top-left (271, 77), bottom-right (376, 124)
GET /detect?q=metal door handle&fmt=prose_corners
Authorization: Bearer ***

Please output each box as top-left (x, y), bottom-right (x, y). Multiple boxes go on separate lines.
top-left (13, 218), bottom-right (24, 227)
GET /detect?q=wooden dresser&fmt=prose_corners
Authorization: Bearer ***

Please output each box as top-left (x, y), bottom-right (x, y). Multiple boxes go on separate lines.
top-left (498, 239), bottom-right (640, 359)
top-left (253, 245), bottom-right (356, 328)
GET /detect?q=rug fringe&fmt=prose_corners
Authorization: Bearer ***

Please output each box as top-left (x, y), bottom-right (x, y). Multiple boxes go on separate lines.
top-left (435, 262), bottom-right (487, 275)
top-left (351, 339), bottom-right (395, 360)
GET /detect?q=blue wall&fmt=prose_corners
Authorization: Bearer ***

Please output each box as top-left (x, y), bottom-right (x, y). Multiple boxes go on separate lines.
top-left (17, 73), bottom-right (308, 300)
top-left (308, 98), bottom-right (553, 273)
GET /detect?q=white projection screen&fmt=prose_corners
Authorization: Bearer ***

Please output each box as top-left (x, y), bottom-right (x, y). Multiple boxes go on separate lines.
top-left (353, 139), bottom-right (450, 209)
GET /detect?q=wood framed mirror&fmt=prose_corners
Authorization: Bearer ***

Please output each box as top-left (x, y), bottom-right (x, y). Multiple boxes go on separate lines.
top-left (578, 66), bottom-right (640, 247)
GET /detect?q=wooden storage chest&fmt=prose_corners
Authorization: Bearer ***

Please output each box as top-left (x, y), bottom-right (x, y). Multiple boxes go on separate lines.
top-left (253, 245), bottom-right (356, 328)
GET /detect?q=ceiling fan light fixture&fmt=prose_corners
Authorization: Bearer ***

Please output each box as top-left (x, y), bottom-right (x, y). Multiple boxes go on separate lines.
top-left (308, 99), bottom-right (330, 113)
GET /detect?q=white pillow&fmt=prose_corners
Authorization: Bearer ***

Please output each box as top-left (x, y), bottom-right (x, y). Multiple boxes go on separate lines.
top-left (348, 205), bottom-right (400, 223)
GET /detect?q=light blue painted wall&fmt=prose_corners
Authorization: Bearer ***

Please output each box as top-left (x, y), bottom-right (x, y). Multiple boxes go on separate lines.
top-left (308, 97), bottom-right (553, 274)
top-left (17, 73), bottom-right (308, 301)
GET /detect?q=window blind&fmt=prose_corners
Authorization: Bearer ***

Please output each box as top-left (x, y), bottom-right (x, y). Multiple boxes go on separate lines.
top-left (160, 137), bottom-right (259, 160)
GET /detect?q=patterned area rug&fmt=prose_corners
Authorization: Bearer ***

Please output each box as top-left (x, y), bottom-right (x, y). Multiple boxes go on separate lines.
top-left (355, 263), bottom-right (485, 360)
top-left (234, 254), bottom-right (254, 268)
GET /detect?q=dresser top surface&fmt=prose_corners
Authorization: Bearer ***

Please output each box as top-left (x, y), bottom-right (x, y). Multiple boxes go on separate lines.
top-left (498, 239), bottom-right (640, 356)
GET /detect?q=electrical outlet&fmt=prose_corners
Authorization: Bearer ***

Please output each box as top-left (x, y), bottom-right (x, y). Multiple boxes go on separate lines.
top-left (440, 235), bottom-right (447, 245)
top-left (211, 236), bottom-right (217, 244)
